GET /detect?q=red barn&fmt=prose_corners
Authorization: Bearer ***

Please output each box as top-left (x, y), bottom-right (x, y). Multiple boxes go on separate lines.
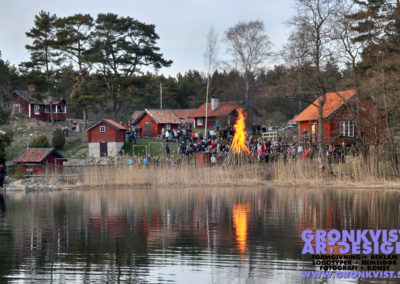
top-left (292, 90), bottom-right (386, 146)
top-left (87, 119), bottom-right (127, 157)
top-left (14, 148), bottom-right (65, 174)
top-left (189, 98), bottom-right (242, 129)
top-left (12, 90), bottom-right (67, 122)
top-left (134, 108), bottom-right (196, 137)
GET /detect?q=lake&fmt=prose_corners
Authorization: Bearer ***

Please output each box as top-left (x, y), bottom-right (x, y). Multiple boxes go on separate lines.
top-left (0, 187), bottom-right (399, 283)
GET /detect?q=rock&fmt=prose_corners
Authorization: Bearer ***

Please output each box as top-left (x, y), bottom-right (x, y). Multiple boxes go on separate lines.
top-left (4, 176), bottom-right (16, 184)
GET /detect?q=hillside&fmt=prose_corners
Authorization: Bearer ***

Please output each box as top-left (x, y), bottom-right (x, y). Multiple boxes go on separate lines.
top-left (2, 114), bottom-right (88, 161)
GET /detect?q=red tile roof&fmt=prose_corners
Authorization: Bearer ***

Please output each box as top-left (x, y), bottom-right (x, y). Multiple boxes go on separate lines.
top-left (131, 110), bottom-right (145, 125)
top-left (189, 102), bottom-right (242, 118)
top-left (105, 119), bottom-right (127, 130)
top-left (292, 90), bottom-right (356, 122)
top-left (146, 109), bottom-right (181, 124)
top-left (87, 119), bottom-right (127, 131)
top-left (144, 109), bottom-right (195, 124)
top-left (14, 148), bottom-right (64, 163)
top-left (173, 109), bottom-right (196, 123)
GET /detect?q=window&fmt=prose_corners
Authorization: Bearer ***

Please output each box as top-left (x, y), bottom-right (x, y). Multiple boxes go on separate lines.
top-left (197, 118), bottom-right (203, 126)
top-left (99, 125), bottom-right (106, 133)
top-left (13, 104), bottom-right (21, 113)
top-left (34, 105), bottom-right (40, 115)
top-left (165, 123), bottom-right (171, 130)
top-left (339, 121), bottom-right (354, 137)
top-left (56, 105), bottom-right (65, 113)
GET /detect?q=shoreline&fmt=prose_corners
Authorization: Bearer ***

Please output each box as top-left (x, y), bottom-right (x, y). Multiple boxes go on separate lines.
top-left (3, 178), bottom-right (400, 193)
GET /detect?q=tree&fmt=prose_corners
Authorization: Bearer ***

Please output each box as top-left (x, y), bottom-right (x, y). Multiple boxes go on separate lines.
top-left (288, 0), bottom-right (340, 160)
top-left (225, 20), bottom-right (271, 110)
top-left (204, 27), bottom-right (219, 138)
top-left (54, 14), bottom-right (98, 128)
top-left (52, 129), bottom-right (65, 150)
top-left (31, 135), bottom-right (49, 148)
top-left (92, 13), bottom-right (172, 119)
top-left (22, 11), bottom-right (59, 84)
top-left (0, 106), bottom-right (12, 161)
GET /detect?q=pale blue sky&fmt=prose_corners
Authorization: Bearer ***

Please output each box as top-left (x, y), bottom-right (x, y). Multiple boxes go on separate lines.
top-left (0, 0), bottom-right (295, 76)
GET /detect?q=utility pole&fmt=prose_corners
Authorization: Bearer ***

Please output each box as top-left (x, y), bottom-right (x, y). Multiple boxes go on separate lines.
top-left (160, 81), bottom-right (163, 109)
top-left (49, 95), bottom-right (54, 124)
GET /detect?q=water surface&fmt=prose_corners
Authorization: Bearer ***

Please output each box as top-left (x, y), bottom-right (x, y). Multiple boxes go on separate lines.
top-left (0, 187), bottom-right (399, 283)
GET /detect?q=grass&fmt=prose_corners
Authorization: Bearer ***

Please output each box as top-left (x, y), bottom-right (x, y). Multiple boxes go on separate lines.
top-left (121, 138), bottom-right (180, 156)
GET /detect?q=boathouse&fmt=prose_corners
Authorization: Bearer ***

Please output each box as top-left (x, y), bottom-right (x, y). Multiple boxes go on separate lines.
top-left (13, 148), bottom-right (65, 174)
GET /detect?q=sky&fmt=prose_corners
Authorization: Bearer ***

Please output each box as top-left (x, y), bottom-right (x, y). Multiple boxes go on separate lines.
top-left (0, 0), bottom-right (295, 77)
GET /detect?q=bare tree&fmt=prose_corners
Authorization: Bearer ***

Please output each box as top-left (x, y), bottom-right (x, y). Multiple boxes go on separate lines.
top-left (225, 20), bottom-right (271, 109)
top-left (204, 27), bottom-right (219, 139)
top-left (289, 0), bottom-right (340, 161)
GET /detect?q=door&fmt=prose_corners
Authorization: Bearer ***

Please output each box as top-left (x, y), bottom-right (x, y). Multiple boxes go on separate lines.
top-left (144, 122), bottom-right (151, 137)
top-left (100, 142), bottom-right (108, 157)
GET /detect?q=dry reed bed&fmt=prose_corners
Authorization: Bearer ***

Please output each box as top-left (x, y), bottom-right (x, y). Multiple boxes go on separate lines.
top-left (41, 155), bottom-right (400, 189)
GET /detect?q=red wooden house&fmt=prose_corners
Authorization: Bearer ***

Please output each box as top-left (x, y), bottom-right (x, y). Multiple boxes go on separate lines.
top-left (292, 90), bottom-right (386, 146)
top-left (14, 148), bottom-right (65, 174)
top-left (134, 108), bottom-right (196, 137)
top-left (189, 98), bottom-right (242, 129)
top-left (12, 90), bottom-right (67, 122)
top-left (87, 119), bottom-right (127, 157)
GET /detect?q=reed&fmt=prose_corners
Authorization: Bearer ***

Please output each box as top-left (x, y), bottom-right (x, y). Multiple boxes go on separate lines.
top-left (40, 152), bottom-right (400, 189)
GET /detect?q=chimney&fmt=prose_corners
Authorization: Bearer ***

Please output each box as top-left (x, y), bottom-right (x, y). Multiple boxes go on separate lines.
top-left (28, 85), bottom-right (36, 93)
top-left (211, 97), bottom-right (219, 111)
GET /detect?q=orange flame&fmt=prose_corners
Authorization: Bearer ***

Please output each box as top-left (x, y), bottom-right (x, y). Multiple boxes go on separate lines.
top-left (231, 107), bottom-right (250, 154)
top-left (232, 202), bottom-right (251, 257)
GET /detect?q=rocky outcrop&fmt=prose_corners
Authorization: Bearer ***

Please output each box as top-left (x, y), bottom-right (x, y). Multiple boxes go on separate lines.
top-left (4, 177), bottom-right (69, 192)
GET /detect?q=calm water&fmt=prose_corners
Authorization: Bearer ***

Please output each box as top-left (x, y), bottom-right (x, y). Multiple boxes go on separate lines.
top-left (0, 187), bottom-right (400, 283)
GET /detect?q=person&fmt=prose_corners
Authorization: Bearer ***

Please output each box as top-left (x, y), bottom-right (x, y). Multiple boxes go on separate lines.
top-left (216, 120), bottom-right (220, 131)
top-left (143, 156), bottom-right (149, 165)
top-left (0, 161), bottom-right (6, 189)
top-left (0, 193), bottom-right (5, 212)
top-left (211, 154), bottom-right (217, 166)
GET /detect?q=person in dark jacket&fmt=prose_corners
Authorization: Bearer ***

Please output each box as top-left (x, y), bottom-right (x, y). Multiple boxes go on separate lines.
top-left (0, 161), bottom-right (6, 189)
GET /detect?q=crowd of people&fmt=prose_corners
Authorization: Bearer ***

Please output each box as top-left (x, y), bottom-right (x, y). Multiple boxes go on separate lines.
top-left (125, 120), bottom-right (359, 166)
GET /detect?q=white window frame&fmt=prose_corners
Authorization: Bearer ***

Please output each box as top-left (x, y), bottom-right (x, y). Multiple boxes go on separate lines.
top-left (13, 104), bottom-right (21, 113)
top-left (339, 121), bottom-right (354, 137)
top-left (34, 105), bottom-right (40, 115)
top-left (197, 118), bottom-right (203, 126)
top-left (99, 125), bottom-right (106, 133)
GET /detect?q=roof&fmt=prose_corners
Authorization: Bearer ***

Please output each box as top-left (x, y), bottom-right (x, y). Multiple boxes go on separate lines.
top-left (145, 109), bottom-right (182, 124)
top-left (14, 148), bottom-right (64, 163)
top-left (14, 90), bottom-right (66, 105)
top-left (131, 110), bottom-right (145, 125)
top-left (292, 90), bottom-right (356, 122)
top-left (140, 109), bottom-right (196, 124)
top-left (172, 109), bottom-right (196, 123)
top-left (87, 119), bottom-right (127, 131)
top-left (189, 102), bottom-right (242, 118)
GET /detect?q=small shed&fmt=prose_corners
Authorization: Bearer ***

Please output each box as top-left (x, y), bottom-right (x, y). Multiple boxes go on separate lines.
top-left (87, 119), bottom-right (127, 158)
top-left (14, 148), bottom-right (65, 174)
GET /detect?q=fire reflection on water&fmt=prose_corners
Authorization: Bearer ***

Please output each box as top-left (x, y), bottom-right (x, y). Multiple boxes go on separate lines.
top-left (232, 202), bottom-right (251, 257)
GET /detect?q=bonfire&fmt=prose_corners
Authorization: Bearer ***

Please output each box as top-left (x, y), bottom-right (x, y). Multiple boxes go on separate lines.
top-left (223, 107), bottom-right (252, 166)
